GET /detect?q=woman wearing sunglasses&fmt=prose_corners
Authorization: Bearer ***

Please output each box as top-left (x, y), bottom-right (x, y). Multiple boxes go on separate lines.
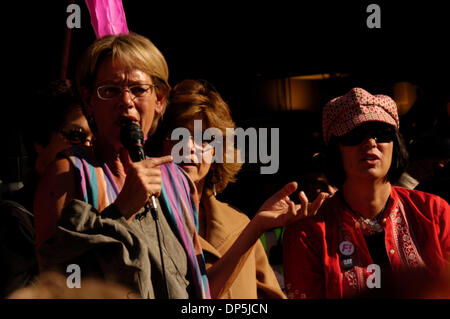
top-left (283, 87), bottom-right (450, 298)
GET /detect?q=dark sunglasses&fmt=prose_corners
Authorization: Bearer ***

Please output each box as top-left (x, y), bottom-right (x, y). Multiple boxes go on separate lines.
top-left (337, 122), bottom-right (396, 146)
top-left (60, 127), bottom-right (89, 145)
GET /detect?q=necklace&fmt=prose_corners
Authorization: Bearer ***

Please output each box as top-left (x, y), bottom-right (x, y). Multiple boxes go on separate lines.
top-left (357, 216), bottom-right (384, 236)
top-left (341, 193), bottom-right (390, 236)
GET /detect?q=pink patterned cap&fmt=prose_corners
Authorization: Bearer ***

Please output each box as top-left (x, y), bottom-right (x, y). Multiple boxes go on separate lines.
top-left (322, 88), bottom-right (399, 144)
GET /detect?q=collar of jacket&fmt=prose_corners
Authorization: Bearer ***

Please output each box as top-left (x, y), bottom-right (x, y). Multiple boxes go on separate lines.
top-left (198, 188), bottom-right (250, 258)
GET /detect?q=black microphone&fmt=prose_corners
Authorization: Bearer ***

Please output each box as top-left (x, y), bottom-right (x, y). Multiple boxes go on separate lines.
top-left (119, 120), bottom-right (158, 213)
top-left (119, 120), bottom-right (146, 162)
top-left (120, 119), bottom-right (169, 297)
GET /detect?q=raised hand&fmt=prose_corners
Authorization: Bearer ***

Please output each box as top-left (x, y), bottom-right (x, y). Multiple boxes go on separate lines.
top-left (252, 181), bottom-right (329, 236)
top-left (206, 181), bottom-right (329, 298)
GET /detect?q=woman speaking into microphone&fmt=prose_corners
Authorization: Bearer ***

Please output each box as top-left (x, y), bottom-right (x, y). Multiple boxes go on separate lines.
top-left (34, 33), bottom-right (210, 299)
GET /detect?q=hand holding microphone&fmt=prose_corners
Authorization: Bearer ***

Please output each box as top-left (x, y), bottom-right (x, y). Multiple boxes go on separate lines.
top-left (119, 120), bottom-right (171, 297)
top-left (114, 119), bottom-right (172, 222)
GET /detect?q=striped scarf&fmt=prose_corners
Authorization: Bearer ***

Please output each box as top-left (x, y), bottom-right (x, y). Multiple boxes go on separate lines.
top-left (159, 163), bottom-right (210, 299)
top-left (63, 146), bottom-right (211, 299)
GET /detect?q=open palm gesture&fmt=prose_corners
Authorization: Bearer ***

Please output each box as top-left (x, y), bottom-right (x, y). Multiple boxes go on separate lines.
top-left (253, 181), bottom-right (329, 235)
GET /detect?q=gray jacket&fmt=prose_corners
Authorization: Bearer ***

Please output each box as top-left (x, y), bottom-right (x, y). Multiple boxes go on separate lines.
top-left (38, 199), bottom-right (192, 298)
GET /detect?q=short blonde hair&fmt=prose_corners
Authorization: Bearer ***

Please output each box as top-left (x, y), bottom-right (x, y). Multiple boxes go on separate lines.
top-left (76, 32), bottom-right (170, 135)
top-left (154, 79), bottom-right (243, 194)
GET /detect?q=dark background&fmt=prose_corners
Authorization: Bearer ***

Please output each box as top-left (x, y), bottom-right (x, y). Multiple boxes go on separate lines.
top-left (1, 1), bottom-right (448, 215)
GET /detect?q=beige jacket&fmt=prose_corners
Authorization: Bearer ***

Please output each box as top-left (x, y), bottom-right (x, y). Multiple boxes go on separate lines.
top-left (198, 190), bottom-right (286, 299)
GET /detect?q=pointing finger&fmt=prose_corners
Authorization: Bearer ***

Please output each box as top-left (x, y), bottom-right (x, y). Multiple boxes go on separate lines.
top-left (148, 155), bottom-right (173, 167)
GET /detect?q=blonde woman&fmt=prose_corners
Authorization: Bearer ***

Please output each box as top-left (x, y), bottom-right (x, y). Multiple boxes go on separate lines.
top-left (34, 34), bottom-right (210, 299)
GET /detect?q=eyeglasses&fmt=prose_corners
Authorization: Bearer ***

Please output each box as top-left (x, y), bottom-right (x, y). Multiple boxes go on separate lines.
top-left (165, 134), bottom-right (216, 152)
top-left (191, 135), bottom-right (216, 151)
top-left (96, 84), bottom-right (156, 100)
top-left (60, 127), bottom-right (91, 145)
top-left (338, 123), bottom-right (396, 146)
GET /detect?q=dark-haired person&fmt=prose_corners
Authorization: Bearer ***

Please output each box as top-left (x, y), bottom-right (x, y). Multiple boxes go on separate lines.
top-left (397, 135), bottom-right (450, 202)
top-left (283, 88), bottom-right (450, 298)
top-left (0, 80), bottom-right (92, 298)
top-left (12, 79), bottom-right (92, 212)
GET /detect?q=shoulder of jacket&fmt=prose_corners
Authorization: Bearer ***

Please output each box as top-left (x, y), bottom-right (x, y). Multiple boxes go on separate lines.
top-left (213, 197), bottom-right (250, 224)
top-left (393, 185), bottom-right (444, 204)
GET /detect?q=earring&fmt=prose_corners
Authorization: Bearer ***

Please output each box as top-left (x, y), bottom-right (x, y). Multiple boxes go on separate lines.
top-left (212, 184), bottom-right (217, 196)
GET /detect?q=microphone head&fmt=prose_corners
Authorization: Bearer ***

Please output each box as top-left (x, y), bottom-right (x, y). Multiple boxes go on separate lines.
top-left (119, 119), bottom-right (144, 150)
